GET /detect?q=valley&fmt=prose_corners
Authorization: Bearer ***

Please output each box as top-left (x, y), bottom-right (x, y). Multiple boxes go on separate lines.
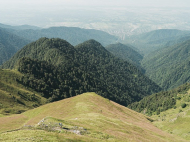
top-left (1, 22), bottom-right (190, 141)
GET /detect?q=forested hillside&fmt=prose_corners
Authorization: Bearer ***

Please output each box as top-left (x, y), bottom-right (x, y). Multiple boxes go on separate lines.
top-left (128, 83), bottom-right (190, 116)
top-left (1, 37), bottom-right (77, 69)
top-left (9, 26), bottom-right (117, 46)
top-left (0, 28), bottom-right (30, 65)
top-left (106, 43), bottom-right (144, 71)
top-left (0, 24), bottom-right (117, 65)
top-left (123, 29), bottom-right (190, 55)
top-left (1, 38), bottom-right (161, 106)
top-left (142, 38), bottom-right (190, 90)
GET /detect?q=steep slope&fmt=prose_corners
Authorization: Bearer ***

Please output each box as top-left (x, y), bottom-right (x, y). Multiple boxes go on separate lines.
top-left (0, 92), bottom-right (183, 142)
top-left (1, 38), bottom-right (161, 106)
top-left (123, 29), bottom-right (190, 55)
top-left (128, 83), bottom-right (190, 115)
top-left (151, 88), bottom-right (190, 141)
top-left (10, 26), bottom-right (117, 46)
top-left (128, 83), bottom-right (190, 141)
top-left (74, 40), bottom-right (161, 104)
top-left (0, 28), bottom-right (30, 65)
top-left (142, 38), bottom-right (190, 90)
top-left (106, 43), bottom-right (144, 71)
top-left (0, 69), bottom-right (46, 114)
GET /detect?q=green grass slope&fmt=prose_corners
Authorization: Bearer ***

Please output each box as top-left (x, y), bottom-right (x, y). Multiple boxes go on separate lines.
top-left (151, 88), bottom-right (190, 140)
top-left (0, 69), bottom-right (46, 114)
top-left (128, 82), bottom-right (190, 140)
top-left (142, 38), bottom-right (190, 90)
top-left (0, 92), bottom-right (183, 142)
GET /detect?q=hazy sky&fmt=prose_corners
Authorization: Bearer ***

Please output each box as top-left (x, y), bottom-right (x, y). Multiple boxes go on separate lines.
top-left (0, 0), bottom-right (190, 31)
top-left (0, 0), bottom-right (190, 8)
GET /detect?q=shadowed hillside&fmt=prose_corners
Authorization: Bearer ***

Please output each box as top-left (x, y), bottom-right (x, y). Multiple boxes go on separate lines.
top-left (123, 29), bottom-right (190, 55)
top-left (106, 43), bottom-right (144, 72)
top-left (0, 28), bottom-right (30, 65)
top-left (142, 38), bottom-right (190, 90)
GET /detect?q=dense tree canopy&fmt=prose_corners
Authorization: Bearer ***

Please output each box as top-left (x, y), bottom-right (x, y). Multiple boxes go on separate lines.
top-left (2, 38), bottom-right (161, 106)
top-left (106, 43), bottom-right (144, 72)
top-left (142, 38), bottom-right (190, 90)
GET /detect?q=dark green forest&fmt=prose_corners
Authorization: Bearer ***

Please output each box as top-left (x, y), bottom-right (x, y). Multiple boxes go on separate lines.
top-left (106, 43), bottom-right (144, 72)
top-left (142, 38), bottom-right (190, 90)
top-left (1, 38), bottom-right (161, 106)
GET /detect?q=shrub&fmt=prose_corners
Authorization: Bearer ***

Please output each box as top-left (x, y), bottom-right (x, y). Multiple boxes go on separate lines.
top-left (177, 96), bottom-right (181, 100)
top-left (181, 103), bottom-right (186, 108)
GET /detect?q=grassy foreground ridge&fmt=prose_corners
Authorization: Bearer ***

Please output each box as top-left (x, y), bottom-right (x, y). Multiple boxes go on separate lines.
top-left (0, 92), bottom-right (184, 142)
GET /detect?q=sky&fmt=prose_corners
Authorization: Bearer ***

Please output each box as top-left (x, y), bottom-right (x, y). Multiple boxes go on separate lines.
top-left (0, 0), bottom-right (190, 31)
top-left (0, 0), bottom-right (190, 9)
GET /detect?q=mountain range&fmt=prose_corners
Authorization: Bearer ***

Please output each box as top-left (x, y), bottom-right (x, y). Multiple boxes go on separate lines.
top-left (0, 27), bottom-right (30, 65)
top-left (123, 29), bottom-right (190, 55)
top-left (7, 26), bottom-right (117, 46)
top-left (2, 23), bottom-right (190, 141)
top-left (1, 38), bottom-right (161, 106)
top-left (142, 38), bottom-right (190, 90)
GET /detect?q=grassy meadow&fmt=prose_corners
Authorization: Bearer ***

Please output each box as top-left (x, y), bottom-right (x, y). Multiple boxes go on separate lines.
top-left (0, 69), bottom-right (46, 114)
top-left (0, 92), bottom-right (183, 141)
top-left (152, 89), bottom-right (190, 140)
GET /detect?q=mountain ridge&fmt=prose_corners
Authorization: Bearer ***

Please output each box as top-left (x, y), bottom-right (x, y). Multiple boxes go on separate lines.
top-left (123, 29), bottom-right (190, 55)
top-left (8, 26), bottom-right (117, 46)
top-left (106, 42), bottom-right (144, 71)
top-left (1, 37), bottom-right (161, 106)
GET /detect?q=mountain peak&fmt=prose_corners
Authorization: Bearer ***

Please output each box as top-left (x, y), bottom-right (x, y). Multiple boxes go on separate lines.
top-left (1, 37), bottom-right (76, 69)
top-left (75, 39), bottom-right (108, 54)
top-left (83, 39), bottom-right (102, 45)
